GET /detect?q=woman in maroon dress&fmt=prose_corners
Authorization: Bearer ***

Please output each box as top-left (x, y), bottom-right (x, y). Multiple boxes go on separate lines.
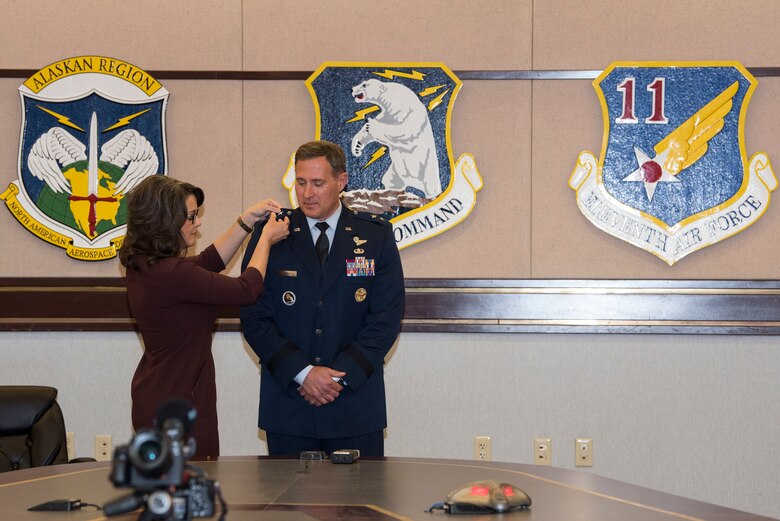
top-left (118, 175), bottom-right (289, 459)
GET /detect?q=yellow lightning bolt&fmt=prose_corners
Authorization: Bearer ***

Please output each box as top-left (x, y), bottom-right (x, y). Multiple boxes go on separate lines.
top-left (103, 108), bottom-right (152, 132)
top-left (363, 146), bottom-right (387, 169)
top-left (419, 85), bottom-right (445, 97)
top-left (372, 69), bottom-right (426, 81)
top-left (36, 105), bottom-right (84, 132)
top-left (427, 89), bottom-right (450, 111)
top-left (346, 106), bottom-right (380, 123)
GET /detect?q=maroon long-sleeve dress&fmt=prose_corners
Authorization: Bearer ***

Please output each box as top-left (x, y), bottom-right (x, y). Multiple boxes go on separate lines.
top-left (126, 244), bottom-right (262, 459)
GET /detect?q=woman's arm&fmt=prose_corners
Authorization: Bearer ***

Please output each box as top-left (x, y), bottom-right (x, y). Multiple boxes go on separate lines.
top-left (212, 199), bottom-right (284, 268)
top-left (243, 216), bottom-right (289, 278)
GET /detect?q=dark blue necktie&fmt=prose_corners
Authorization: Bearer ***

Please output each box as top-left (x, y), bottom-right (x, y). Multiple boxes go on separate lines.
top-left (315, 222), bottom-right (329, 267)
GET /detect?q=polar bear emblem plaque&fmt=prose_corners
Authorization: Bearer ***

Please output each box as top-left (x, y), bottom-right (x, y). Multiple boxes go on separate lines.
top-left (282, 62), bottom-right (483, 250)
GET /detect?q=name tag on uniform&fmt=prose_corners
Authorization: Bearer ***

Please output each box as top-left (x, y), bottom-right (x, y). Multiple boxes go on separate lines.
top-left (346, 257), bottom-right (375, 277)
top-left (276, 270), bottom-right (297, 277)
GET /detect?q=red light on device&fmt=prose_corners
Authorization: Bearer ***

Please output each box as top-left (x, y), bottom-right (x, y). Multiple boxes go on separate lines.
top-left (502, 485), bottom-right (516, 497)
top-left (470, 485), bottom-right (490, 496)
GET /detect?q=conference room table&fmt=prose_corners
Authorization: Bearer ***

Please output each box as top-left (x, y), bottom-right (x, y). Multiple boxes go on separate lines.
top-left (0, 456), bottom-right (775, 521)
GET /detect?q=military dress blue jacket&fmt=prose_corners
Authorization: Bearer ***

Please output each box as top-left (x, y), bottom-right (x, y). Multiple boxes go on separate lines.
top-left (240, 205), bottom-right (405, 438)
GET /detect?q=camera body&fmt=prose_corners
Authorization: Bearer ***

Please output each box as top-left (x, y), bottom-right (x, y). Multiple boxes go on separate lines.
top-left (143, 480), bottom-right (215, 521)
top-left (110, 423), bottom-right (186, 492)
top-left (106, 415), bottom-right (217, 520)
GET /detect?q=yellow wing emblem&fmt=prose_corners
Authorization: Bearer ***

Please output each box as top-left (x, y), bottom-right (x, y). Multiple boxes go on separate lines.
top-left (654, 81), bottom-right (738, 175)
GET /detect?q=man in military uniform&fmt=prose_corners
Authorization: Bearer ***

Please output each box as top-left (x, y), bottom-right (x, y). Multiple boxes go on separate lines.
top-left (241, 140), bottom-right (405, 457)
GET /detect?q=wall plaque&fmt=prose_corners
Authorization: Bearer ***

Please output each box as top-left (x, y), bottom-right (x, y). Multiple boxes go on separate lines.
top-left (1, 56), bottom-right (168, 261)
top-left (282, 62), bottom-right (483, 249)
top-left (570, 61), bottom-right (775, 265)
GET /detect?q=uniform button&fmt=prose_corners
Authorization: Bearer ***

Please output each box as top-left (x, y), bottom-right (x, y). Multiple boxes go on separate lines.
top-left (314, 357), bottom-right (322, 364)
top-left (318, 300), bottom-right (324, 306)
top-left (314, 328), bottom-right (322, 336)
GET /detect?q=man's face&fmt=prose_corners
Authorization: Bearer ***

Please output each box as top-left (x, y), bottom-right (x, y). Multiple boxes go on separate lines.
top-left (294, 156), bottom-right (347, 221)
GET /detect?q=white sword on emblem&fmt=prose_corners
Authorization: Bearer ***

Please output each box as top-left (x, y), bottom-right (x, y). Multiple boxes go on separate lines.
top-left (88, 112), bottom-right (98, 197)
top-left (67, 112), bottom-right (117, 237)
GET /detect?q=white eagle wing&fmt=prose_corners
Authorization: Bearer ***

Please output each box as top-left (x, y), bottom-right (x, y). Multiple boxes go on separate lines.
top-left (27, 127), bottom-right (87, 194)
top-left (100, 129), bottom-right (159, 195)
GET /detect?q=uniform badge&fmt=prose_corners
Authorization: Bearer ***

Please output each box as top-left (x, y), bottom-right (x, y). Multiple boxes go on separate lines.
top-left (354, 288), bottom-right (367, 302)
top-left (282, 291), bottom-right (296, 306)
top-left (346, 257), bottom-right (375, 277)
top-left (1, 56), bottom-right (168, 261)
top-left (570, 61), bottom-right (776, 265)
top-left (353, 236), bottom-right (366, 254)
top-left (282, 62), bottom-right (483, 250)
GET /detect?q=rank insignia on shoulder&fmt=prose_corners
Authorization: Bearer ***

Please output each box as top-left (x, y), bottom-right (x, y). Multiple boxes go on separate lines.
top-left (346, 257), bottom-right (375, 277)
top-left (275, 208), bottom-right (293, 221)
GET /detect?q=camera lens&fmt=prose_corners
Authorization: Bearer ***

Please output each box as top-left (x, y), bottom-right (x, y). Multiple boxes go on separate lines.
top-left (138, 439), bottom-right (162, 463)
top-left (128, 429), bottom-right (170, 476)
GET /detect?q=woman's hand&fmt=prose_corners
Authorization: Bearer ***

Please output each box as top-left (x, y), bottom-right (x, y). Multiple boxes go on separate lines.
top-left (242, 199), bottom-right (282, 226)
top-left (260, 215), bottom-right (290, 245)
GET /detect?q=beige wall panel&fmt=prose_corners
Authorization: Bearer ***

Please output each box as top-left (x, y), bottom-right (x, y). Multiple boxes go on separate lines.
top-left (531, 79), bottom-right (780, 278)
top-left (242, 81), bottom-right (314, 210)
top-left (400, 81), bottom-right (532, 278)
top-left (744, 77), bottom-right (780, 169)
top-left (166, 81), bottom-right (245, 273)
top-left (0, 1), bottom-right (242, 70)
top-left (242, 1), bottom-right (532, 70)
top-left (534, 0), bottom-right (780, 69)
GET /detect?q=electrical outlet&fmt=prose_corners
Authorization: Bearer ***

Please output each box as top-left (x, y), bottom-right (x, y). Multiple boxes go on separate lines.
top-left (575, 438), bottom-right (593, 467)
top-left (474, 436), bottom-right (492, 461)
top-left (534, 437), bottom-right (552, 465)
top-left (66, 432), bottom-right (75, 460)
top-left (95, 434), bottom-right (112, 461)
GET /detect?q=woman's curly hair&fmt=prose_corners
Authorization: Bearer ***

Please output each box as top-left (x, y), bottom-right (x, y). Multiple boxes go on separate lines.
top-left (118, 176), bottom-right (204, 270)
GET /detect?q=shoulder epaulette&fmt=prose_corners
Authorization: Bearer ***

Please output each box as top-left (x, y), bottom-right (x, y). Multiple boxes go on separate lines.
top-left (351, 209), bottom-right (390, 226)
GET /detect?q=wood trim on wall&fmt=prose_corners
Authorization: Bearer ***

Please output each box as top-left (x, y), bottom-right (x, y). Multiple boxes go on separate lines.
top-left (3, 68), bottom-right (780, 81)
top-left (2, 278), bottom-right (780, 334)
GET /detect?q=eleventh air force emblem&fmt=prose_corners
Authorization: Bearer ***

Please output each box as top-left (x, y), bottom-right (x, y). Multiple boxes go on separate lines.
top-left (1, 56), bottom-right (168, 261)
top-left (570, 62), bottom-right (775, 265)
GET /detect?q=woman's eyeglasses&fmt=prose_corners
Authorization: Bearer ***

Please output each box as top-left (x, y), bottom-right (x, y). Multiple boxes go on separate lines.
top-left (186, 208), bottom-right (199, 223)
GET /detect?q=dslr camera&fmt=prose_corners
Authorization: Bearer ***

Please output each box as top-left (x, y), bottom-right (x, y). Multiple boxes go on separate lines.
top-left (104, 399), bottom-right (221, 521)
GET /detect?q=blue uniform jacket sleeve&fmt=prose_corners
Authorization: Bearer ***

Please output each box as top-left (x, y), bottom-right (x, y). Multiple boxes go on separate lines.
top-left (240, 223), bottom-right (310, 391)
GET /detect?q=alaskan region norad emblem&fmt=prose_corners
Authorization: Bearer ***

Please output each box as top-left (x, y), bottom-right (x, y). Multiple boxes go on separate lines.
top-left (1, 56), bottom-right (168, 261)
top-left (282, 62), bottom-right (483, 249)
top-left (569, 62), bottom-right (776, 265)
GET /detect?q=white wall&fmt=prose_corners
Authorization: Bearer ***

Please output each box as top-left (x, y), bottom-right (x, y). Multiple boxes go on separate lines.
top-left (1, 330), bottom-right (778, 518)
